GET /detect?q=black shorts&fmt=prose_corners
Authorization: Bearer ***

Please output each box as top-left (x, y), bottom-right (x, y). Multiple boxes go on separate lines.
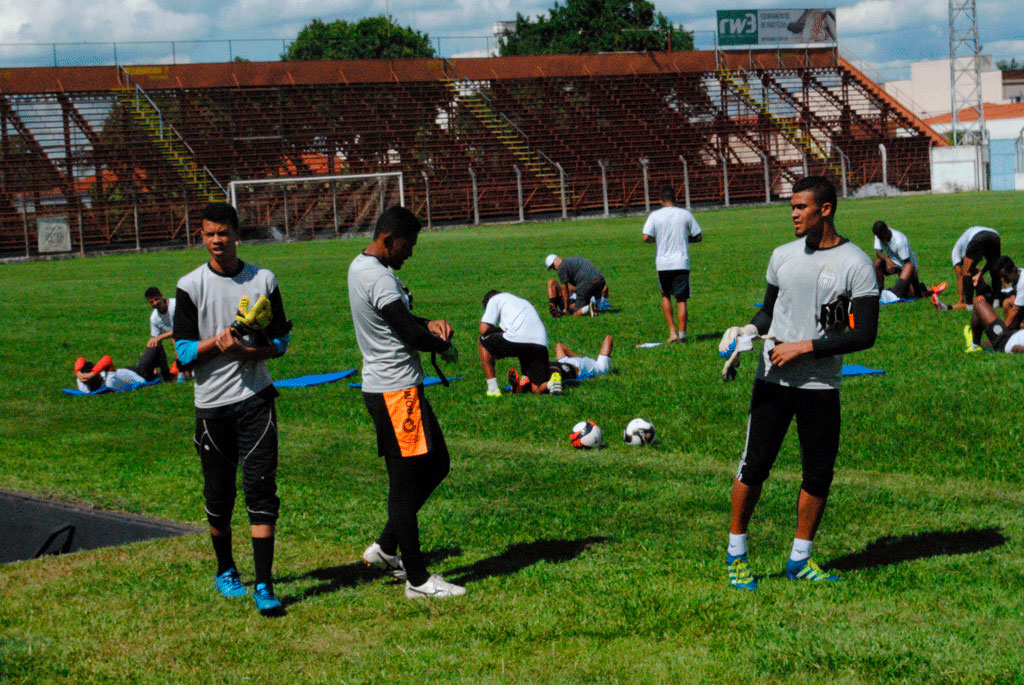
top-left (735, 379), bottom-right (841, 498)
top-left (658, 269), bottom-right (691, 300)
top-left (574, 277), bottom-right (606, 306)
top-left (363, 384), bottom-right (447, 459)
top-left (479, 332), bottom-right (551, 384)
top-left (964, 231), bottom-right (1001, 267)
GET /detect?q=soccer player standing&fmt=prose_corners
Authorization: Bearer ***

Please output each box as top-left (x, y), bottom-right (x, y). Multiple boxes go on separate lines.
top-left (719, 177), bottom-right (878, 591)
top-left (349, 206), bottom-right (465, 599)
top-left (173, 202), bottom-right (292, 616)
top-left (642, 186), bottom-right (703, 343)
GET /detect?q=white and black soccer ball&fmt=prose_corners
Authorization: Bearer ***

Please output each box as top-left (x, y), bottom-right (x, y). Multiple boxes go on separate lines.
top-left (623, 418), bottom-right (655, 446)
top-left (570, 420), bottom-right (603, 449)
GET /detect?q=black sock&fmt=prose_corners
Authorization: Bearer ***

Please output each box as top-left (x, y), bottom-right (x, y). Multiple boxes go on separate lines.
top-left (211, 533), bottom-right (235, 575)
top-left (252, 536), bottom-right (275, 587)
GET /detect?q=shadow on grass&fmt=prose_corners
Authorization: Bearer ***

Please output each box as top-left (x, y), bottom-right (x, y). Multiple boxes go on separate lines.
top-left (446, 536), bottom-right (611, 586)
top-left (826, 527), bottom-right (1007, 572)
top-left (277, 546), bottom-right (461, 607)
top-left (695, 332), bottom-right (724, 342)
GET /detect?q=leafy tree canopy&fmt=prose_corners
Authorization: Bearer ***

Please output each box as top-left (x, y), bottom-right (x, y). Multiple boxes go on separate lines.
top-left (282, 16), bottom-right (434, 61)
top-left (996, 58), bottom-right (1021, 71)
top-left (499, 0), bottom-right (692, 56)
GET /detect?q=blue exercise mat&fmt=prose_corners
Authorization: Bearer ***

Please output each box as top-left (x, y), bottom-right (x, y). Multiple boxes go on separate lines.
top-left (61, 377), bottom-right (163, 396)
top-left (880, 297), bottom-right (916, 306)
top-left (348, 376), bottom-right (457, 389)
top-left (273, 369), bottom-right (355, 388)
top-left (842, 364), bottom-right (885, 376)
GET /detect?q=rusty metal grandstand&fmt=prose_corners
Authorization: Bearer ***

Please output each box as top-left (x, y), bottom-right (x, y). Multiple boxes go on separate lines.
top-left (0, 49), bottom-right (944, 257)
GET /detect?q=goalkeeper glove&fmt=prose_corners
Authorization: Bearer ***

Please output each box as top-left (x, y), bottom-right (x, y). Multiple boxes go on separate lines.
top-left (231, 295), bottom-right (273, 336)
top-left (718, 324), bottom-right (759, 358)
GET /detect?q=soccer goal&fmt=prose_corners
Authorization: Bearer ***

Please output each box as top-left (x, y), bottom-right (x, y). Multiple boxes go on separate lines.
top-left (228, 172), bottom-right (405, 240)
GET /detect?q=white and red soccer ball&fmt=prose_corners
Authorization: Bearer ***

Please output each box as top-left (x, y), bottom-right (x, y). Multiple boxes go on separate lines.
top-left (569, 421), bottom-right (603, 449)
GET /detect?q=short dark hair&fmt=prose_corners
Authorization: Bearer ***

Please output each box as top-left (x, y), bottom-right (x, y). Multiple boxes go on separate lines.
top-left (482, 290), bottom-right (501, 308)
top-left (202, 202), bottom-right (239, 232)
top-left (144, 286), bottom-right (162, 299)
top-left (660, 186), bottom-right (675, 204)
top-left (871, 221), bottom-right (890, 239)
top-left (792, 176), bottom-right (838, 217)
top-left (996, 255), bottom-right (1016, 277)
top-left (374, 206), bottom-right (421, 240)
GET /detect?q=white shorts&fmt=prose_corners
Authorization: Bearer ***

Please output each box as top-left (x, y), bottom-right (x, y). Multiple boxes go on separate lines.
top-left (105, 368), bottom-right (147, 391)
top-left (1003, 330), bottom-right (1024, 354)
top-left (557, 354), bottom-right (611, 380)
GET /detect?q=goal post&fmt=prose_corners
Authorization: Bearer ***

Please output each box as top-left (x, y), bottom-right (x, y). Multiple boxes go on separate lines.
top-left (228, 172), bottom-right (405, 239)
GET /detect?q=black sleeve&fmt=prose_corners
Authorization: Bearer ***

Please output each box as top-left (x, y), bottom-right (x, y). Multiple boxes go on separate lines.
top-left (173, 288), bottom-right (199, 342)
top-left (812, 294), bottom-right (879, 358)
top-left (380, 300), bottom-right (450, 353)
top-left (264, 287), bottom-right (292, 339)
top-left (750, 284), bottom-right (778, 335)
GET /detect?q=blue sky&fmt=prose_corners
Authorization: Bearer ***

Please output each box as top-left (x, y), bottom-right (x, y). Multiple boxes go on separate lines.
top-left (0, 0), bottom-right (1020, 81)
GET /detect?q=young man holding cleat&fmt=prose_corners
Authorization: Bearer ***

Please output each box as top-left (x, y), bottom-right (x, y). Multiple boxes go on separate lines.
top-left (642, 187), bottom-right (702, 343)
top-left (173, 202), bottom-right (292, 617)
top-left (870, 221), bottom-right (947, 309)
top-left (349, 206), bottom-right (465, 600)
top-left (478, 290), bottom-right (559, 396)
top-left (719, 177), bottom-right (878, 590)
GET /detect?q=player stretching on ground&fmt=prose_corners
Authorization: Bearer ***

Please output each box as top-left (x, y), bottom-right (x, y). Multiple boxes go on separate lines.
top-left (964, 294), bottom-right (1024, 354)
top-left (870, 221), bottom-right (946, 308)
top-left (719, 177), bottom-right (878, 591)
top-left (642, 187), bottom-right (702, 343)
top-left (551, 335), bottom-right (614, 382)
top-left (349, 206), bottom-right (465, 600)
top-left (545, 254), bottom-right (608, 317)
top-left (173, 202), bottom-right (292, 617)
top-left (951, 226), bottom-right (1001, 308)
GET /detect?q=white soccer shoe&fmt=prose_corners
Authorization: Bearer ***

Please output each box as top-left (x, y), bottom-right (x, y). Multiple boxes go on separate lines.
top-left (405, 574), bottom-right (467, 599)
top-left (362, 542), bottom-right (407, 580)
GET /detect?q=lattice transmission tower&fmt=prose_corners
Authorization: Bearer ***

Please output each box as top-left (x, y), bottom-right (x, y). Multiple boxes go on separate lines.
top-left (948, 0), bottom-right (986, 145)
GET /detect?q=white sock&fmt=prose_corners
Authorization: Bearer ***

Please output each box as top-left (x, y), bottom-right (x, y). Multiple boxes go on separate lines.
top-left (486, 377), bottom-right (498, 393)
top-left (679, 331), bottom-right (687, 340)
top-left (727, 533), bottom-right (747, 557)
top-left (790, 538), bottom-right (813, 562)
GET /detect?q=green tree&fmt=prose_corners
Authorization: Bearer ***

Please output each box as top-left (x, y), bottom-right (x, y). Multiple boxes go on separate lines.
top-left (996, 58), bottom-right (1021, 71)
top-left (282, 16), bottom-right (435, 60)
top-left (499, 0), bottom-right (692, 56)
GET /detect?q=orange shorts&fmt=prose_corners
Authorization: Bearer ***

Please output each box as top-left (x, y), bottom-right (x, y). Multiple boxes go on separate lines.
top-left (363, 385), bottom-right (438, 458)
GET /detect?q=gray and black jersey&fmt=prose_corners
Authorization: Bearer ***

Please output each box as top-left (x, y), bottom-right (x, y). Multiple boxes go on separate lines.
top-left (757, 238), bottom-right (877, 390)
top-left (174, 261), bottom-right (288, 413)
top-left (557, 256), bottom-right (604, 288)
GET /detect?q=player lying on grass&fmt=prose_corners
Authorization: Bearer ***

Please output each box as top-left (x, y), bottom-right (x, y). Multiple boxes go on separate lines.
top-left (994, 257), bottom-right (1024, 324)
top-left (549, 335), bottom-right (614, 382)
top-left (545, 254), bottom-right (609, 317)
top-left (73, 343), bottom-right (175, 392)
top-left (719, 176), bottom-right (878, 591)
top-left (479, 290), bottom-right (561, 396)
top-left (952, 226), bottom-right (1001, 308)
top-left (964, 291), bottom-right (1024, 354)
top-left (871, 221), bottom-right (948, 309)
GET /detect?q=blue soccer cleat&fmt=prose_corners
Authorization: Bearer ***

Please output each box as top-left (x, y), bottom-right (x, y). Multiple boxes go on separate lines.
top-left (785, 557), bottom-right (839, 582)
top-left (214, 568), bottom-right (248, 598)
top-left (727, 553), bottom-right (758, 591)
top-left (253, 583), bottom-right (284, 616)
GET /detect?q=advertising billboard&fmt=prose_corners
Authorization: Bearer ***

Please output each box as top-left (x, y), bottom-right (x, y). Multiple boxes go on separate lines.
top-left (717, 9), bottom-right (836, 47)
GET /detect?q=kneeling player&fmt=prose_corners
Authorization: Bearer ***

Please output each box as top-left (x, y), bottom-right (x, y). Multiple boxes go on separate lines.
top-left (479, 290), bottom-right (559, 396)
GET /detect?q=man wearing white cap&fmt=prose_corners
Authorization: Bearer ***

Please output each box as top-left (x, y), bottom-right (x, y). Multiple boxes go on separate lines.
top-left (545, 254), bottom-right (608, 318)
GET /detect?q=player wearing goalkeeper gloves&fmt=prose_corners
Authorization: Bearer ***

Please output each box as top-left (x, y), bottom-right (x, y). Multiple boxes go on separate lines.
top-left (173, 202), bottom-right (292, 617)
top-left (348, 206), bottom-right (465, 600)
top-left (720, 177), bottom-right (878, 591)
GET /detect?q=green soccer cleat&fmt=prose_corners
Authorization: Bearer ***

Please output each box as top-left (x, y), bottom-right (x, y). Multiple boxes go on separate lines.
top-left (785, 557), bottom-right (839, 582)
top-left (963, 325), bottom-right (982, 353)
top-left (548, 372), bottom-right (563, 396)
top-left (727, 553), bottom-right (758, 591)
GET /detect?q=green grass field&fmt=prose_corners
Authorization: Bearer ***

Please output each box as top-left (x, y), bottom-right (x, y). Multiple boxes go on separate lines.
top-left (2, 191), bottom-right (1023, 683)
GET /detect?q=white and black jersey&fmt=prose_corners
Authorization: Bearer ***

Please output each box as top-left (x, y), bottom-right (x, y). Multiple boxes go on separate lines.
top-left (174, 261), bottom-right (288, 414)
top-left (873, 228), bottom-right (917, 269)
top-left (757, 238), bottom-right (877, 390)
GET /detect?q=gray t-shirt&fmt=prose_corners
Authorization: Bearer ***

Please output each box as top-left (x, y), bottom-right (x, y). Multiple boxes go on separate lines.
top-left (347, 252), bottom-right (425, 393)
top-left (757, 238), bottom-right (877, 390)
top-left (481, 293), bottom-right (547, 347)
top-left (176, 263), bottom-right (278, 409)
top-left (557, 256), bottom-right (604, 287)
top-left (642, 206), bottom-right (702, 271)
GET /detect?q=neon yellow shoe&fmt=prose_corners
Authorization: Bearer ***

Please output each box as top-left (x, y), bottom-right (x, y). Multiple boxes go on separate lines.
top-left (727, 553), bottom-right (758, 591)
top-left (964, 325), bottom-right (982, 353)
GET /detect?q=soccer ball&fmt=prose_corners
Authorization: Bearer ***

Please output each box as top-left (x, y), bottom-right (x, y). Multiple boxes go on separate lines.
top-left (623, 418), bottom-right (655, 446)
top-left (569, 421), bottom-right (603, 449)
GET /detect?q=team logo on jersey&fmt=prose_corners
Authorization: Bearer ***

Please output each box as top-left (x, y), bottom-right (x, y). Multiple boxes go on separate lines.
top-left (817, 267), bottom-right (837, 292)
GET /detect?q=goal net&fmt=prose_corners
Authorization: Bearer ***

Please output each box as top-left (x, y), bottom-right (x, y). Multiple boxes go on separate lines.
top-left (228, 172), bottom-right (405, 240)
